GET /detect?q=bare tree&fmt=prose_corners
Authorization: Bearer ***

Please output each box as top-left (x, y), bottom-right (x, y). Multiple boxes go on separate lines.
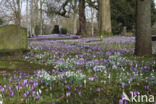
top-left (0, 0), bottom-right (22, 25)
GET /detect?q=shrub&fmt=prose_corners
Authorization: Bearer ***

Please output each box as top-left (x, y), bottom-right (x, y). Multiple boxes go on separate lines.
top-left (60, 28), bottom-right (67, 34)
top-left (52, 25), bottom-right (59, 34)
top-left (35, 25), bottom-right (40, 35)
top-left (0, 18), bottom-right (3, 25)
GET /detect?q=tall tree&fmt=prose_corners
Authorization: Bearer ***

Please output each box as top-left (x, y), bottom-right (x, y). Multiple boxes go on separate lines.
top-left (30, 0), bottom-right (35, 36)
top-left (71, 0), bottom-right (78, 34)
top-left (35, 0), bottom-right (39, 26)
top-left (40, 0), bottom-right (45, 35)
top-left (26, 0), bottom-right (29, 36)
top-left (77, 0), bottom-right (87, 36)
top-left (16, 0), bottom-right (21, 26)
top-left (4, 0), bottom-right (22, 25)
top-left (99, 0), bottom-right (112, 36)
top-left (135, 0), bottom-right (152, 56)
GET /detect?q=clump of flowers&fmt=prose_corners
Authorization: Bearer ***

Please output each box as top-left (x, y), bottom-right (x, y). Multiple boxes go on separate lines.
top-left (35, 54), bottom-right (45, 60)
top-left (58, 71), bottom-right (86, 83)
top-left (55, 59), bottom-right (75, 72)
top-left (35, 70), bottom-right (86, 83)
top-left (108, 52), bottom-right (128, 70)
top-left (93, 65), bottom-right (106, 72)
top-left (36, 70), bottom-right (56, 83)
top-left (46, 60), bottom-right (56, 66)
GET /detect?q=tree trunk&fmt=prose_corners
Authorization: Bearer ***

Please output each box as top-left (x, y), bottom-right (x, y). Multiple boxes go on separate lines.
top-left (77, 0), bottom-right (87, 36)
top-left (31, 0), bottom-right (35, 36)
top-left (26, 0), bottom-right (29, 36)
top-left (135, 0), bottom-right (152, 56)
top-left (73, 13), bottom-right (77, 34)
top-left (98, 0), bottom-right (112, 35)
top-left (91, 7), bottom-right (94, 36)
top-left (73, 0), bottom-right (78, 34)
top-left (16, 0), bottom-right (21, 26)
top-left (35, 0), bottom-right (39, 26)
top-left (40, 0), bottom-right (43, 35)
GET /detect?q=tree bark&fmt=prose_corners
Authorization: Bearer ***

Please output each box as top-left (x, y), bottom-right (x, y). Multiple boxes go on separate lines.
top-left (73, 13), bottom-right (78, 34)
top-left (35, 0), bottom-right (39, 26)
top-left (16, 0), bottom-right (21, 26)
top-left (91, 7), bottom-right (94, 36)
top-left (31, 0), bottom-right (35, 36)
top-left (26, 0), bottom-right (29, 36)
top-left (77, 0), bottom-right (87, 36)
top-left (40, 0), bottom-right (43, 35)
top-left (73, 0), bottom-right (78, 34)
top-left (135, 0), bottom-right (152, 56)
top-left (98, 0), bottom-right (112, 35)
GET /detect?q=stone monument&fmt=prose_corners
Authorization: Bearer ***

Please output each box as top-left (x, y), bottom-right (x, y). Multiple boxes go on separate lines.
top-left (0, 25), bottom-right (27, 52)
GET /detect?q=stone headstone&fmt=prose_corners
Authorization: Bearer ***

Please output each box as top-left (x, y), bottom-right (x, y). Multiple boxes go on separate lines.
top-left (122, 26), bottom-right (127, 36)
top-left (0, 25), bottom-right (27, 51)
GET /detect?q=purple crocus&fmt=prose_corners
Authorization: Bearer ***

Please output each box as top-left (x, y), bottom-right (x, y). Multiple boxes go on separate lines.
top-left (23, 79), bottom-right (28, 85)
top-left (32, 91), bottom-right (35, 96)
top-left (145, 85), bottom-right (150, 90)
top-left (88, 77), bottom-right (95, 81)
top-left (8, 86), bottom-right (12, 91)
top-left (0, 88), bottom-right (5, 92)
top-left (122, 82), bottom-right (125, 89)
top-left (24, 93), bottom-right (27, 98)
top-left (36, 94), bottom-right (40, 100)
top-left (119, 99), bottom-right (123, 104)
top-left (74, 88), bottom-right (77, 91)
top-left (106, 51), bottom-right (112, 56)
top-left (66, 92), bottom-right (70, 97)
top-left (15, 86), bottom-right (19, 90)
top-left (9, 90), bottom-right (14, 97)
top-left (78, 92), bottom-right (81, 96)
top-left (26, 91), bottom-right (29, 95)
top-left (97, 88), bottom-right (101, 92)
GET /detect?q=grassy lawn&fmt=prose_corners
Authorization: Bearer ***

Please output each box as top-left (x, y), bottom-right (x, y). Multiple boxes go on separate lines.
top-left (0, 37), bottom-right (155, 104)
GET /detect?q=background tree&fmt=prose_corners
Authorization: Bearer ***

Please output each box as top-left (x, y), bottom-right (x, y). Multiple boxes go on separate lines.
top-left (99, 0), bottom-right (112, 36)
top-left (0, 0), bottom-right (22, 26)
top-left (77, 0), bottom-right (87, 36)
top-left (111, 0), bottom-right (156, 34)
top-left (135, 0), bottom-right (152, 56)
top-left (71, 0), bottom-right (78, 34)
top-left (30, 0), bottom-right (35, 36)
top-left (0, 18), bottom-right (3, 25)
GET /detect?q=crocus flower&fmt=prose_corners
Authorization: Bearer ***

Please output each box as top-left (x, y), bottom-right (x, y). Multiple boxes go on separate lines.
top-left (88, 77), bottom-right (95, 81)
top-left (66, 92), bottom-right (70, 97)
top-left (119, 99), bottom-right (123, 104)
top-left (145, 85), bottom-right (150, 90)
top-left (8, 86), bottom-right (12, 91)
top-left (24, 93), bottom-right (27, 98)
top-left (97, 88), bottom-right (101, 92)
top-left (122, 82), bottom-right (125, 89)
top-left (78, 92), bottom-right (81, 96)
top-left (0, 88), bottom-right (5, 92)
top-left (36, 94), bottom-right (40, 100)
top-left (15, 86), bottom-right (19, 90)
top-left (9, 90), bottom-right (14, 97)
top-left (32, 91), bottom-right (35, 96)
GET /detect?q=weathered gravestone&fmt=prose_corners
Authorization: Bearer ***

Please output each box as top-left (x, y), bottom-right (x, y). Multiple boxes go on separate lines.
top-left (0, 25), bottom-right (27, 52)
